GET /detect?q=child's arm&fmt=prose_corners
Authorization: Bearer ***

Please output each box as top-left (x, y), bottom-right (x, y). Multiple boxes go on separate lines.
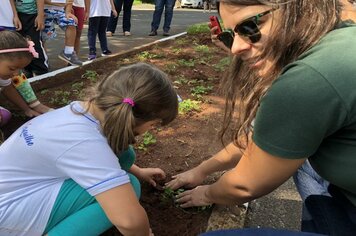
top-left (84, 0), bottom-right (90, 22)
top-left (1, 84), bottom-right (40, 117)
top-left (35, 0), bottom-right (45, 31)
top-left (129, 164), bottom-right (166, 187)
top-left (110, 0), bottom-right (118, 17)
top-left (10, 0), bottom-right (22, 30)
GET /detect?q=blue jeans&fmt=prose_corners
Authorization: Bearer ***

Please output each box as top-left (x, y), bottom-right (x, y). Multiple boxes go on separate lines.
top-left (107, 0), bottom-right (134, 33)
top-left (200, 228), bottom-right (326, 236)
top-left (150, 0), bottom-right (176, 32)
top-left (293, 161), bottom-right (356, 235)
top-left (88, 16), bottom-right (110, 54)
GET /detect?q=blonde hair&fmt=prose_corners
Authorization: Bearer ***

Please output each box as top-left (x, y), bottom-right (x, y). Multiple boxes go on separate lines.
top-left (84, 63), bottom-right (178, 155)
top-left (219, 0), bottom-right (342, 148)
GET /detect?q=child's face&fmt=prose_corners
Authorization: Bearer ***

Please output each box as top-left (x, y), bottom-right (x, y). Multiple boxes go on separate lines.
top-left (0, 57), bottom-right (31, 79)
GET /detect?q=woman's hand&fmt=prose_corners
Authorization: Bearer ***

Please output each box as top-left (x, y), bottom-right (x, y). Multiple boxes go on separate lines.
top-left (136, 167), bottom-right (166, 188)
top-left (165, 167), bottom-right (207, 190)
top-left (208, 23), bottom-right (231, 53)
top-left (175, 185), bottom-right (212, 208)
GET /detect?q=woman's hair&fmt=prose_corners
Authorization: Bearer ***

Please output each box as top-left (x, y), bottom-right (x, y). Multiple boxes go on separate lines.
top-left (85, 62), bottom-right (178, 155)
top-left (0, 30), bottom-right (33, 61)
top-left (219, 0), bottom-right (343, 148)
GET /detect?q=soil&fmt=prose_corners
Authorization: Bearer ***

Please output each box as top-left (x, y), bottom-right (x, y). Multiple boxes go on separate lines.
top-left (0, 32), bottom-right (230, 236)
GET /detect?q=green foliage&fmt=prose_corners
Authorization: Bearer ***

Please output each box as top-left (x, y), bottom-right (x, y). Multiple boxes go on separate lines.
top-left (137, 131), bottom-right (157, 151)
top-left (82, 70), bottom-right (99, 83)
top-left (173, 76), bottom-right (189, 85)
top-left (172, 47), bottom-right (183, 54)
top-left (49, 90), bottom-right (72, 106)
top-left (178, 59), bottom-right (195, 67)
top-left (161, 188), bottom-right (185, 202)
top-left (194, 45), bottom-right (210, 54)
top-left (178, 99), bottom-right (201, 114)
top-left (191, 85), bottom-right (213, 99)
top-left (137, 51), bottom-right (162, 60)
top-left (213, 57), bottom-right (231, 72)
top-left (165, 63), bottom-right (178, 73)
top-left (187, 23), bottom-right (210, 35)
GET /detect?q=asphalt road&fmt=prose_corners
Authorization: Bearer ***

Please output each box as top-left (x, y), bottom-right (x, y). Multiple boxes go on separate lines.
top-left (45, 5), bottom-right (216, 71)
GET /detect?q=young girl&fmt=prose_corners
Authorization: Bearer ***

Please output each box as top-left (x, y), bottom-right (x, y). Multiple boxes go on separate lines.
top-left (0, 62), bottom-right (178, 236)
top-left (0, 30), bottom-right (51, 127)
top-left (87, 0), bottom-right (117, 60)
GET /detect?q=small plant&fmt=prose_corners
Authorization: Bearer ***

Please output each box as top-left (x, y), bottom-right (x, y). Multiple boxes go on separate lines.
top-left (172, 48), bottom-right (182, 54)
top-left (175, 38), bottom-right (188, 46)
top-left (165, 63), bottom-right (178, 73)
top-left (82, 70), bottom-right (99, 83)
top-left (137, 131), bottom-right (156, 152)
top-left (187, 23), bottom-right (210, 35)
top-left (191, 85), bottom-right (213, 99)
top-left (173, 76), bottom-right (188, 85)
top-left (213, 57), bottom-right (231, 72)
top-left (178, 59), bottom-right (195, 67)
top-left (49, 90), bottom-right (72, 106)
top-left (178, 99), bottom-right (201, 114)
top-left (161, 188), bottom-right (185, 202)
top-left (137, 51), bottom-right (161, 60)
top-left (194, 45), bottom-right (210, 54)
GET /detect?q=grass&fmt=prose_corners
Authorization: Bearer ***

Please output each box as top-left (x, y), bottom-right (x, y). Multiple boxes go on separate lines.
top-left (187, 23), bottom-right (211, 35)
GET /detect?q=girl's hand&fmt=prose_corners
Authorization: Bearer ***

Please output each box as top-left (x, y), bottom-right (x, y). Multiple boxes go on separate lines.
top-left (208, 23), bottom-right (230, 53)
top-left (112, 9), bottom-right (118, 18)
top-left (165, 167), bottom-right (206, 190)
top-left (13, 16), bottom-right (22, 31)
top-left (24, 109), bottom-right (41, 118)
top-left (137, 167), bottom-right (166, 187)
top-left (175, 185), bottom-right (212, 208)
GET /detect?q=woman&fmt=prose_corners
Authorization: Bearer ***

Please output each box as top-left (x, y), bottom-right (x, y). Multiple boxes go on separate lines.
top-left (166, 0), bottom-right (356, 235)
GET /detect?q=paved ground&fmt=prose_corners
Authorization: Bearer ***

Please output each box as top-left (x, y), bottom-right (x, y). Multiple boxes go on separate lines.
top-left (46, 5), bottom-right (215, 72)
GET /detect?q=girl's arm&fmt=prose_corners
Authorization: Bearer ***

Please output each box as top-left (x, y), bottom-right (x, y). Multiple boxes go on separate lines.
top-left (176, 140), bottom-right (306, 207)
top-left (110, 0), bottom-right (118, 17)
top-left (35, 0), bottom-right (45, 31)
top-left (10, 0), bottom-right (22, 30)
top-left (95, 184), bottom-right (151, 236)
top-left (84, 0), bottom-right (90, 21)
top-left (130, 164), bottom-right (166, 187)
top-left (1, 84), bottom-right (39, 117)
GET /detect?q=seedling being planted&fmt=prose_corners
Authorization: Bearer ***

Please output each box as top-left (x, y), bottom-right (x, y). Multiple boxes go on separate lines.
top-left (137, 131), bottom-right (156, 152)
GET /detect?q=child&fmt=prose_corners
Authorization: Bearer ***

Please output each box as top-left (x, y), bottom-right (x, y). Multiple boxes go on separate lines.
top-left (106, 0), bottom-right (134, 37)
top-left (0, 62), bottom-right (179, 235)
top-left (0, 30), bottom-right (52, 127)
top-left (42, 0), bottom-right (83, 66)
top-left (72, 0), bottom-right (90, 55)
top-left (87, 0), bottom-right (117, 60)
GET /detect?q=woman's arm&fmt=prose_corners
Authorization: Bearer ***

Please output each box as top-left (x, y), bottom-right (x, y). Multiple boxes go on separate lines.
top-left (176, 140), bottom-right (306, 207)
top-left (10, 0), bottom-right (22, 30)
top-left (95, 184), bottom-right (151, 236)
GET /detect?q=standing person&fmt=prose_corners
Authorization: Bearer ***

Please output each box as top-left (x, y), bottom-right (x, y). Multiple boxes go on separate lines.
top-left (106, 0), bottom-right (134, 37)
top-left (167, 0), bottom-right (356, 235)
top-left (148, 0), bottom-right (176, 36)
top-left (0, 31), bottom-right (52, 127)
top-left (72, 0), bottom-right (90, 55)
top-left (15, 0), bottom-right (49, 77)
top-left (87, 0), bottom-right (117, 60)
top-left (0, 62), bottom-right (179, 236)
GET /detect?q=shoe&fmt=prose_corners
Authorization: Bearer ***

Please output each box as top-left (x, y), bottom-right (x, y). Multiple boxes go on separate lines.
top-left (88, 53), bottom-right (97, 60)
top-left (101, 50), bottom-right (112, 57)
top-left (148, 31), bottom-right (157, 36)
top-left (163, 31), bottom-right (170, 36)
top-left (58, 51), bottom-right (83, 66)
top-left (106, 31), bottom-right (113, 37)
top-left (124, 31), bottom-right (131, 36)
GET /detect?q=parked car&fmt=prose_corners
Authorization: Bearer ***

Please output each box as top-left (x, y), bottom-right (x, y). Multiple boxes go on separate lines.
top-left (181, 0), bottom-right (203, 8)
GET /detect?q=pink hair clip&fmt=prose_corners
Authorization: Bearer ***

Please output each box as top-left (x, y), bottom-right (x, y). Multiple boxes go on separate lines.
top-left (123, 98), bottom-right (135, 107)
top-left (0, 40), bottom-right (39, 58)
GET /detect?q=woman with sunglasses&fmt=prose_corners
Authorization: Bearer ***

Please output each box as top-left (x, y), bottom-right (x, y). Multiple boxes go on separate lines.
top-left (166, 0), bottom-right (356, 235)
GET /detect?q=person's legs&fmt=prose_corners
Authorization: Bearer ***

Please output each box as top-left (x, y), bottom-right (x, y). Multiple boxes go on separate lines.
top-left (72, 6), bottom-right (85, 55)
top-left (162, 0), bottom-right (176, 33)
top-left (107, 0), bottom-right (122, 34)
top-left (122, 0), bottom-right (134, 33)
top-left (88, 17), bottom-right (100, 59)
top-left (150, 0), bottom-right (165, 32)
top-left (97, 17), bottom-right (110, 54)
top-left (18, 13), bottom-right (49, 77)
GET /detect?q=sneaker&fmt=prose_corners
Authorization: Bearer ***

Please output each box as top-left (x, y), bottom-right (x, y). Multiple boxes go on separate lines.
top-left (163, 31), bottom-right (170, 36)
top-left (101, 50), bottom-right (112, 57)
top-left (148, 30), bottom-right (157, 36)
top-left (58, 51), bottom-right (83, 66)
top-left (106, 31), bottom-right (113, 37)
top-left (124, 31), bottom-right (131, 36)
top-left (88, 53), bottom-right (97, 60)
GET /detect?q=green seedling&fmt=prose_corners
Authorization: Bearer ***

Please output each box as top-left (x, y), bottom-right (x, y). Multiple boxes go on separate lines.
top-left (178, 99), bottom-right (201, 115)
top-left (137, 131), bottom-right (156, 152)
top-left (178, 59), bottom-right (195, 67)
top-left (191, 85), bottom-right (213, 97)
top-left (172, 48), bottom-right (182, 54)
top-left (165, 63), bottom-right (178, 73)
top-left (194, 45), bottom-right (210, 54)
top-left (213, 57), bottom-right (231, 72)
top-left (173, 76), bottom-right (188, 85)
top-left (137, 51), bottom-right (161, 60)
top-left (82, 70), bottom-right (99, 83)
top-left (161, 188), bottom-right (185, 202)
top-left (40, 89), bottom-right (48, 95)
top-left (49, 90), bottom-right (72, 106)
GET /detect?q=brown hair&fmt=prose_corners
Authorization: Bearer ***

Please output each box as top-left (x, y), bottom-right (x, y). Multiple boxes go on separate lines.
top-left (85, 63), bottom-right (178, 155)
top-left (219, 0), bottom-right (342, 148)
top-left (0, 30), bottom-right (33, 61)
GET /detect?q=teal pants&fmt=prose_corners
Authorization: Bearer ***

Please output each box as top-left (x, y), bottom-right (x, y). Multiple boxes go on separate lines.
top-left (44, 146), bottom-right (140, 236)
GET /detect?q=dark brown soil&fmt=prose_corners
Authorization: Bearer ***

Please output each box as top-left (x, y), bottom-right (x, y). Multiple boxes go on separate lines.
top-left (0, 32), bottom-right (230, 236)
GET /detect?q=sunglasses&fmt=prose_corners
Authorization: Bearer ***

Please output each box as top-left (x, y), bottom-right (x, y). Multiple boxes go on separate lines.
top-left (217, 8), bottom-right (278, 49)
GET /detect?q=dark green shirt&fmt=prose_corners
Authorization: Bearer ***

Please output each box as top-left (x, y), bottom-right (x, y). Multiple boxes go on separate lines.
top-left (15, 0), bottom-right (38, 14)
top-left (253, 23), bottom-right (356, 206)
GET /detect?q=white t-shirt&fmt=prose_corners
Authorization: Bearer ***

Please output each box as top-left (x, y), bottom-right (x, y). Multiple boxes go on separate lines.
top-left (0, 0), bottom-right (15, 27)
top-left (89, 0), bottom-right (111, 17)
top-left (0, 102), bottom-right (130, 236)
top-left (73, 0), bottom-right (85, 8)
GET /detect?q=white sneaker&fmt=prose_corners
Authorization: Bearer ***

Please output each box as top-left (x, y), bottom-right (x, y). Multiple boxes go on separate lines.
top-left (124, 31), bottom-right (131, 36)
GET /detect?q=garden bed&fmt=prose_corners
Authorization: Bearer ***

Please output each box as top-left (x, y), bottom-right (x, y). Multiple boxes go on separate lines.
top-left (1, 26), bottom-right (234, 235)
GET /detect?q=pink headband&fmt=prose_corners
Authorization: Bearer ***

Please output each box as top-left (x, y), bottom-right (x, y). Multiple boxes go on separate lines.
top-left (123, 98), bottom-right (135, 107)
top-left (0, 41), bottom-right (39, 58)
